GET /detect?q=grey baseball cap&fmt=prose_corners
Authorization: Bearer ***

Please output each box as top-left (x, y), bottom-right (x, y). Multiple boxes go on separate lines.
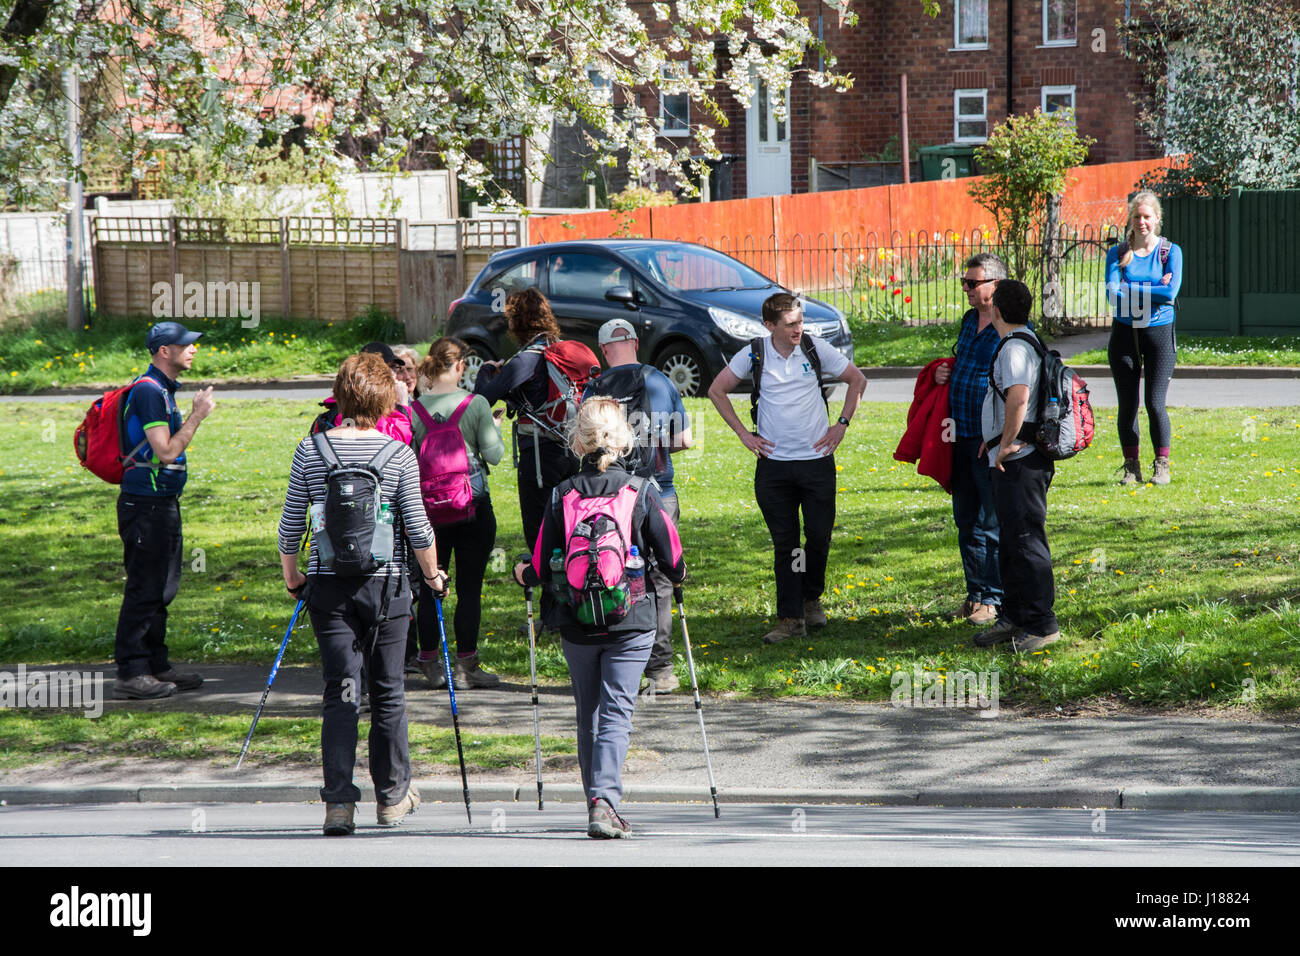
top-left (146, 321), bottom-right (202, 353)
top-left (598, 318), bottom-right (638, 346)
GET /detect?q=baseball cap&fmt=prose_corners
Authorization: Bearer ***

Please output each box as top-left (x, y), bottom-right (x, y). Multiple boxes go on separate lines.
top-left (146, 321), bottom-right (202, 353)
top-left (598, 319), bottom-right (638, 346)
top-left (360, 341), bottom-right (401, 367)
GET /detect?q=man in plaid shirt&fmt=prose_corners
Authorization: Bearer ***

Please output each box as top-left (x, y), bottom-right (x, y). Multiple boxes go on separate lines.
top-left (933, 253), bottom-right (1007, 626)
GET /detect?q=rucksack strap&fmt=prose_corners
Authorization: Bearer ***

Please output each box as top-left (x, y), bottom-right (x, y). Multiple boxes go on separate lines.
top-left (987, 331), bottom-right (1045, 402)
top-left (119, 376), bottom-right (179, 472)
top-left (800, 332), bottom-right (829, 412)
top-left (366, 439), bottom-right (404, 478)
top-left (748, 336), bottom-right (765, 426)
top-left (312, 431), bottom-right (343, 471)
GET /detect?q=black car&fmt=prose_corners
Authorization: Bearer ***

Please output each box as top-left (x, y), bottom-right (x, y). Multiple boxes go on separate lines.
top-left (444, 239), bottom-right (855, 396)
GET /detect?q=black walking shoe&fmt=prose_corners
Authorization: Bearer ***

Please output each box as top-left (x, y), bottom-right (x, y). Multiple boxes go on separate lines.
top-left (587, 797), bottom-right (631, 839)
top-left (973, 617), bottom-right (1018, 647)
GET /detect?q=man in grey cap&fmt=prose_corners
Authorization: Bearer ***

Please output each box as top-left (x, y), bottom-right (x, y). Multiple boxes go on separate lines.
top-left (113, 322), bottom-right (216, 699)
top-left (584, 318), bottom-right (692, 695)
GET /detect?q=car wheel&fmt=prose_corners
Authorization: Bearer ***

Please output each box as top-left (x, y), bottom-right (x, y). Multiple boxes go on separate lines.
top-left (460, 343), bottom-right (493, 391)
top-left (655, 343), bottom-right (711, 398)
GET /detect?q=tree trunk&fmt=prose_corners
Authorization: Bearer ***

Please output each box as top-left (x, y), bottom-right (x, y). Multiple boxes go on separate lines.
top-left (1040, 193), bottom-right (1063, 335)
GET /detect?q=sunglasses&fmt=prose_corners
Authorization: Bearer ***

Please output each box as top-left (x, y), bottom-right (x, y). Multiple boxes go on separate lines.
top-left (961, 277), bottom-right (996, 290)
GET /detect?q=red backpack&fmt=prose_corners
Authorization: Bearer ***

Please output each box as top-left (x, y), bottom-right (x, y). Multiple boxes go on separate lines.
top-left (988, 331), bottom-right (1095, 461)
top-left (410, 395), bottom-right (478, 526)
top-left (520, 339), bottom-right (599, 436)
top-left (73, 376), bottom-right (165, 483)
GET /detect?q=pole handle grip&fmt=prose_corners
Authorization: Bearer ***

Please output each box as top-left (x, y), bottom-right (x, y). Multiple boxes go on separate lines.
top-left (673, 586), bottom-right (684, 604)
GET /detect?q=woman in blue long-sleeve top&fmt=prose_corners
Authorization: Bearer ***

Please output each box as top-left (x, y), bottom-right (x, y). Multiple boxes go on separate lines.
top-left (1105, 189), bottom-right (1182, 486)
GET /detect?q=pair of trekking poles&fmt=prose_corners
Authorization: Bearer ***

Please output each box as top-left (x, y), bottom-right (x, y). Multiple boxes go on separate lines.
top-left (522, 577), bottom-right (720, 818)
top-left (235, 587), bottom-right (474, 823)
top-left (237, 581), bottom-right (719, 822)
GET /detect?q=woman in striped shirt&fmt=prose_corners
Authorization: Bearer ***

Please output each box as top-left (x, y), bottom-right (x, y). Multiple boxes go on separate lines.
top-left (279, 352), bottom-right (448, 836)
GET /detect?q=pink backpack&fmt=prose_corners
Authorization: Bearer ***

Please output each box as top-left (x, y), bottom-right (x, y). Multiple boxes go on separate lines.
top-left (561, 476), bottom-right (648, 628)
top-left (411, 396), bottom-right (477, 526)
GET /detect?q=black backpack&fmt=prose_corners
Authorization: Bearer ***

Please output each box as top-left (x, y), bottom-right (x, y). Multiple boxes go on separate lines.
top-left (748, 333), bottom-right (830, 425)
top-left (584, 365), bottom-right (661, 479)
top-left (312, 433), bottom-right (403, 575)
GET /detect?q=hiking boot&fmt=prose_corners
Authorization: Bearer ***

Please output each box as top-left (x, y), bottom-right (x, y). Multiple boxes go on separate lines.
top-left (642, 668), bottom-right (680, 696)
top-left (587, 797), bottom-right (631, 839)
top-left (453, 653), bottom-right (500, 689)
top-left (954, 599), bottom-right (976, 621)
top-left (1118, 458), bottom-right (1143, 485)
top-left (967, 603), bottom-right (998, 626)
top-left (418, 656), bottom-right (447, 689)
top-left (113, 674), bottom-right (176, 699)
top-left (1151, 456), bottom-right (1171, 485)
top-left (762, 618), bottom-right (805, 644)
top-left (973, 617), bottom-right (1018, 647)
top-left (804, 599), bottom-right (828, 629)
top-left (1012, 630), bottom-right (1061, 653)
top-left (323, 802), bottom-right (355, 836)
top-left (153, 668), bottom-right (202, 691)
top-left (377, 784), bottom-right (420, 827)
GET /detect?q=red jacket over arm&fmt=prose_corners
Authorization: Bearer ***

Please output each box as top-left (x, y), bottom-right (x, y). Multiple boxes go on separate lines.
top-left (893, 357), bottom-right (955, 494)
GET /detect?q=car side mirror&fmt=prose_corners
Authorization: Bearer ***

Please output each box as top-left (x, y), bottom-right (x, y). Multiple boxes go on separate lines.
top-left (604, 285), bottom-right (636, 308)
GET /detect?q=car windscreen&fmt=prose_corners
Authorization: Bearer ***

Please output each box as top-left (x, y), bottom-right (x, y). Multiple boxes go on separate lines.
top-left (620, 246), bottom-right (775, 293)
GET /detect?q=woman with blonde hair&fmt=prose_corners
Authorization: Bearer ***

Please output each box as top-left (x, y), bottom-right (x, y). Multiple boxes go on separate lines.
top-left (1105, 190), bottom-right (1183, 485)
top-left (513, 396), bottom-right (686, 839)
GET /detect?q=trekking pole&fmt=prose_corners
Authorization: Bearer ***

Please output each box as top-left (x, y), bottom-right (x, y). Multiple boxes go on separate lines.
top-left (236, 598), bottom-right (304, 769)
top-left (435, 596), bottom-right (473, 824)
top-left (674, 585), bottom-right (720, 818)
top-left (524, 577), bottom-right (544, 811)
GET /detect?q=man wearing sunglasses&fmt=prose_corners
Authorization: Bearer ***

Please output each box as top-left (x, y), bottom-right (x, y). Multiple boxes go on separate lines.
top-left (933, 254), bottom-right (1007, 629)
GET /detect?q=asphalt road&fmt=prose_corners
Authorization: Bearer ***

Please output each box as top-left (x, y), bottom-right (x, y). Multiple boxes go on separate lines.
top-left (3, 802), bottom-right (1297, 866)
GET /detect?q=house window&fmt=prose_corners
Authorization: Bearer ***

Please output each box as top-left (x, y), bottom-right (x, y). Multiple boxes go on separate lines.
top-left (1043, 0), bottom-right (1076, 45)
top-left (955, 0), bottom-right (989, 49)
top-left (954, 88), bottom-right (988, 143)
top-left (1041, 85), bottom-right (1076, 119)
top-left (660, 66), bottom-right (689, 137)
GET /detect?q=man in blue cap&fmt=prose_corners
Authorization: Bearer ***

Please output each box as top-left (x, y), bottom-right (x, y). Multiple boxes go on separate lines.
top-left (113, 322), bottom-right (216, 699)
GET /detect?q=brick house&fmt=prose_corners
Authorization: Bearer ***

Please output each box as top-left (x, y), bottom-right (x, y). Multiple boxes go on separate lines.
top-left (619, 0), bottom-right (1163, 201)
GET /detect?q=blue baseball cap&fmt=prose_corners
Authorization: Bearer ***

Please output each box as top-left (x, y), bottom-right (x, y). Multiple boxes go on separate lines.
top-left (147, 321), bottom-right (203, 353)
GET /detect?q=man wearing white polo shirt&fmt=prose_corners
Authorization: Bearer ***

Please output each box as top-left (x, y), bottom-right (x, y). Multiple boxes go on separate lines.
top-left (707, 293), bottom-right (867, 643)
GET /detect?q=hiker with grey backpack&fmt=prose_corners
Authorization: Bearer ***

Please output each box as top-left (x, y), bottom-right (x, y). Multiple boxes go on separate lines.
top-left (277, 352), bottom-right (448, 836)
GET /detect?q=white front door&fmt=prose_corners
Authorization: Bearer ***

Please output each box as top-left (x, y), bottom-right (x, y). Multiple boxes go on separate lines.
top-left (746, 76), bottom-right (791, 197)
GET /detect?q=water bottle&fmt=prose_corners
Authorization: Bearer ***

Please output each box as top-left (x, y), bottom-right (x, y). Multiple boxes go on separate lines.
top-left (371, 502), bottom-right (394, 564)
top-left (626, 545), bottom-right (646, 602)
top-left (310, 502), bottom-right (334, 569)
top-left (549, 547), bottom-right (568, 605)
top-left (1044, 397), bottom-right (1060, 422)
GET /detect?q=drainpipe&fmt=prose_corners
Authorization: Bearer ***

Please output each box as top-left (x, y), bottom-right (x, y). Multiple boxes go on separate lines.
top-left (1006, 0), bottom-right (1014, 120)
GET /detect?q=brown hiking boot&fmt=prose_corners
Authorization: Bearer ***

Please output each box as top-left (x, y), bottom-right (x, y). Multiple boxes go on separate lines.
top-left (1012, 630), bottom-right (1061, 652)
top-left (113, 674), bottom-right (176, 699)
top-left (453, 652), bottom-right (500, 689)
top-left (323, 802), bottom-right (355, 836)
top-left (804, 599), bottom-right (828, 629)
top-left (1118, 458), bottom-right (1143, 485)
top-left (153, 668), bottom-right (203, 691)
top-left (377, 784), bottom-right (420, 826)
top-left (763, 618), bottom-right (805, 644)
top-left (1151, 456), bottom-right (1171, 485)
top-left (967, 603), bottom-right (998, 626)
top-left (418, 656), bottom-right (447, 689)
top-left (954, 599), bottom-right (976, 621)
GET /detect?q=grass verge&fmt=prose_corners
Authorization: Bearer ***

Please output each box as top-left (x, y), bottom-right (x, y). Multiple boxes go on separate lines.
top-left (1070, 334), bottom-right (1300, 368)
top-left (1, 397), bottom-right (1297, 712)
top-left (0, 710), bottom-right (574, 771)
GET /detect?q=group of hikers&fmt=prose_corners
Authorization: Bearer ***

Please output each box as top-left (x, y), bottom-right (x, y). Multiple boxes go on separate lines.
top-left (90, 189), bottom-right (1181, 839)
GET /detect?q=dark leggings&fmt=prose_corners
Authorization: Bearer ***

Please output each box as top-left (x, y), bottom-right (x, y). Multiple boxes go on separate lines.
top-left (1107, 322), bottom-right (1176, 455)
top-left (417, 499), bottom-right (497, 657)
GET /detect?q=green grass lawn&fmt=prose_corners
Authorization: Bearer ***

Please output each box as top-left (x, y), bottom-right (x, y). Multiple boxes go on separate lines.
top-left (1070, 335), bottom-right (1300, 368)
top-left (2, 397), bottom-right (1297, 712)
top-left (0, 710), bottom-right (574, 771)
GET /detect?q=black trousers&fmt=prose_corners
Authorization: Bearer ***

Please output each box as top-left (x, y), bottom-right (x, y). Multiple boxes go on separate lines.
top-left (1107, 322), bottom-right (1176, 452)
top-left (114, 493), bottom-right (182, 679)
top-left (645, 491), bottom-right (680, 676)
top-left (518, 439), bottom-right (577, 621)
top-left (754, 456), bottom-right (836, 621)
top-left (990, 450), bottom-right (1058, 636)
top-left (308, 574), bottom-right (412, 806)
top-left (418, 498), bottom-right (497, 656)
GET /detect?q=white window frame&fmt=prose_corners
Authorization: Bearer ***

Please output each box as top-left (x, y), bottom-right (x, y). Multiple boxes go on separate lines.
top-left (1041, 0), bottom-right (1077, 47)
top-left (953, 88), bottom-right (988, 144)
top-left (953, 0), bottom-right (989, 51)
top-left (1041, 84), bottom-right (1076, 120)
top-left (659, 66), bottom-right (690, 138)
